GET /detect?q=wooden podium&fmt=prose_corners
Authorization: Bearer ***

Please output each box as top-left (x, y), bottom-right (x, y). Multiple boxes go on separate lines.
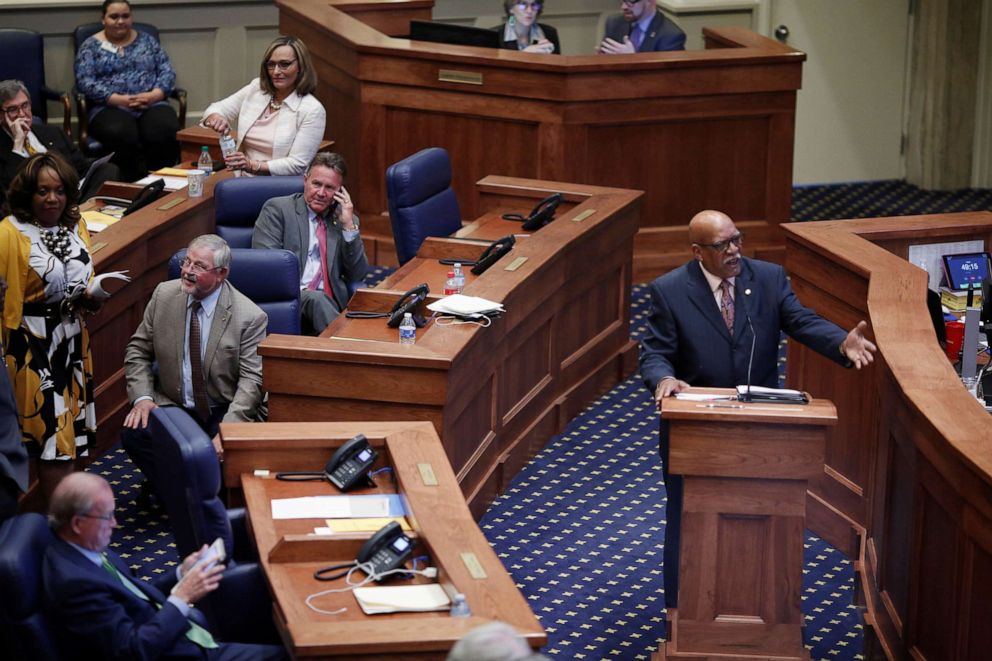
top-left (656, 390), bottom-right (837, 660)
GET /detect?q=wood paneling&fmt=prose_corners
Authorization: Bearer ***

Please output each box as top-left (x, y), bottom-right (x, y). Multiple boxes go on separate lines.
top-left (783, 212), bottom-right (992, 659)
top-left (278, 0), bottom-right (804, 281)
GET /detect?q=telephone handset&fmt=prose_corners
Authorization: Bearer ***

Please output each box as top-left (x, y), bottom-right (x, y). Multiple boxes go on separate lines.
top-left (502, 193), bottom-right (562, 231)
top-left (387, 283), bottom-right (429, 328)
top-left (122, 178), bottom-right (166, 216)
top-left (324, 434), bottom-right (378, 492)
top-left (470, 235), bottom-right (516, 275)
top-left (356, 522), bottom-right (414, 580)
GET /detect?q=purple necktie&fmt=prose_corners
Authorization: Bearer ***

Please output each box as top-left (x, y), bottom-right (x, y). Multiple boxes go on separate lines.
top-left (719, 280), bottom-right (734, 335)
top-left (630, 25), bottom-right (644, 50)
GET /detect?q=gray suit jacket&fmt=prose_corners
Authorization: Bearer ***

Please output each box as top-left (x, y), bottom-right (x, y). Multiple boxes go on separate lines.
top-left (603, 9), bottom-right (686, 52)
top-left (124, 280), bottom-right (266, 422)
top-left (252, 192), bottom-right (369, 308)
top-left (0, 366), bottom-right (27, 493)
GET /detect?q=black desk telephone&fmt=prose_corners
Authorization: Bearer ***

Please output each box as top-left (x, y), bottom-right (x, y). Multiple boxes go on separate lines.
top-left (471, 235), bottom-right (516, 275)
top-left (314, 521), bottom-right (413, 581)
top-left (357, 522), bottom-right (414, 579)
top-left (387, 283), bottom-right (429, 328)
top-left (324, 434), bottom-right (378, 492)
top-left (122, 178), bottom-right (166, 216)
top-left (502, 193), bottom-right (562, 231)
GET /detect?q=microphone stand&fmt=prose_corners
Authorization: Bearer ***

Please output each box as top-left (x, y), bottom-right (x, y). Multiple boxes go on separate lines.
top-left (739, 314), bottom-right (757, 403)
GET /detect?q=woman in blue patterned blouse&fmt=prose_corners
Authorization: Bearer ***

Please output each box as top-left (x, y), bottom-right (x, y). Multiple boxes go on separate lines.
top-left (74, 0), bottom-right (180, 180)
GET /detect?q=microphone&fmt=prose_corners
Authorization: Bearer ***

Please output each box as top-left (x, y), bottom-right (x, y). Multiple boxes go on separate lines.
top-left (739, 312), bottom-right (757, 403)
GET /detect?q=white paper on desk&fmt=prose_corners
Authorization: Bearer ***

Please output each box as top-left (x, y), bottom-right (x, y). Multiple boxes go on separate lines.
top-left (270, 495), bottom-right (399, 520)
top-left (673, 392), bottom-right (736, 401)
top-left (353, 584), bottom-right (451, 615)
top-left (135, 174), bottom-right (188, 191)
top-left (427, 294), bottom-right (504, 317)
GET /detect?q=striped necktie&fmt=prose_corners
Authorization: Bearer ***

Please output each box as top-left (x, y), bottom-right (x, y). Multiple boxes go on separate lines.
top-left (101, 553), bottom-right (218, 649)
top-left (188, 301), bottom-right (211, 422)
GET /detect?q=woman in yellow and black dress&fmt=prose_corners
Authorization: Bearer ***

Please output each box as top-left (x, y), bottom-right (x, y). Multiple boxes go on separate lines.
top-left (0, 152), bottom-right (100, 503)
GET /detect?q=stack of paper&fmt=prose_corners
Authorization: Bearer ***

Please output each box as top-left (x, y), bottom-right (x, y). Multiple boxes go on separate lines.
top-left (353, 584), bottom-right (451, 615)
top-left (271, 494), bottom-right (405, 520)
top-left (427, 294), bottom-right (504, 318)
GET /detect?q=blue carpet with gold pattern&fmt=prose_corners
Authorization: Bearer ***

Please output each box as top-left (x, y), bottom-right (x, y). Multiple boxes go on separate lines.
top-left (89, 181), bottom-right (992, 660)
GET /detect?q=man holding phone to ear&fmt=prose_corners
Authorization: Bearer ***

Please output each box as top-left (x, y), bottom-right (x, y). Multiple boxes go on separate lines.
top-left (253, 152), bottom-right (369, 335)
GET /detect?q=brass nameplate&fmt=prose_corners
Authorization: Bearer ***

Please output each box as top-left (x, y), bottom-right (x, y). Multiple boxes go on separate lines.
top-left (157, 198), bottom-right (184, 211)
top-left (504, 257), bottom-right (528, 271)
top-left (572, 209), bottom-right (596, 222)
top-left (417, 463), bottom-right (438, 486)
top-left (439, 69), bottom-right (483, 85)
top-left (460, 552), bottom-right (488, 579)
top-left (89, 241), bottom-right (107, 254)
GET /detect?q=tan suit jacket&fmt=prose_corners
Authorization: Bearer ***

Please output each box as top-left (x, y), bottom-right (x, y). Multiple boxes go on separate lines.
top-left (124, 279), bottom-right (266, 422)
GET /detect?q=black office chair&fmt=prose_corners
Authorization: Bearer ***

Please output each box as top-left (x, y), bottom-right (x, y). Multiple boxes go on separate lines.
top-left (0, 28), bottom-right (72, 136)
top-left (71, 22), bottom-right (187, 156)
top-left (0, 513), bottom-right (60, 661)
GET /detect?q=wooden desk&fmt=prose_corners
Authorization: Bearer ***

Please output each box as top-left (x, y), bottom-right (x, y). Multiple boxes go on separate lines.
top-left (278, 0), bottom-right (805, 280)
top-left (782, 212), bottom-right (992, 658)
top-left (86, 172), bottom-right (232, 455)
top-left (176, 126), bottom-right (335, 165)
top-left (259, 176), bottom-right (641, 516)
top-left (658, 389), bottom-right (836, 661)
top-left (222, 420), bottom-right (545, 659)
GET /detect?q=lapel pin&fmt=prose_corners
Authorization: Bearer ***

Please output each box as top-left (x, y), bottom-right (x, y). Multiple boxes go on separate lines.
top-left (744, 288), bottom-right (752, 296)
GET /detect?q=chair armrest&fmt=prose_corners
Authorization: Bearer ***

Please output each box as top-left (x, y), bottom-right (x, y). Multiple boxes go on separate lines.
top-left (205, 562), bottom-right (279, 644)
top-left (40, 86), bottom-right (72, 138)
top-left (170, 88), bottom-right (187, 127)
top-left (73, 90), bottom-right (91, 150)
top-left (227, 507), bottom-right (256, 563)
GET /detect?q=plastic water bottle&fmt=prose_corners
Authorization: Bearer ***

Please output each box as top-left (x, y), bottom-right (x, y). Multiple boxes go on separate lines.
top-left (197, 145), bottom-right (212, 172)
top-left (443, 271), bottom-right (458, 296)
top-left (452, 263), bottom-right (465, 294)
top-left (449, 593), bottom-right (471, 618)
top-left (399, 313), bottom-right (416, 345)
top-left (219, 133), bottom-right (236, 158)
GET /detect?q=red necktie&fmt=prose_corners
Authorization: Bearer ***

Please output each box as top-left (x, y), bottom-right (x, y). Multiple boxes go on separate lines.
top-left (719, 280), bottom-right (734, 336)
top-left (307, 218), bottom-right (337, 306)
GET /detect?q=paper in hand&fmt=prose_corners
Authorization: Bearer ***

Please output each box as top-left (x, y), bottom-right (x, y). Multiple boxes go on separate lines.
top-left (86, 270), bottom-right (131, 300)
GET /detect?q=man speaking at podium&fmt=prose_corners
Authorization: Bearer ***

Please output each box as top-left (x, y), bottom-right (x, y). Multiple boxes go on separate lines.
top-left (638, 209), bottom-right (876, 612)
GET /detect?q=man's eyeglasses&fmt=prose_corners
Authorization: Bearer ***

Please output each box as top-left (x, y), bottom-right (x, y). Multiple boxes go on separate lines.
top-left (515, 1), bottom-right (542, 10)
top-left (621, 0), bottom-right (644, 5)
top-left (265, 59), bottom-right (297, 72)
top-left (78, 511), bottom-right (116, 522)
top-left (696, 232), bottom-right (744, 253)
top-left (180, 257), bottom-right (223, 274)
top-left (2, 101), bottom-right (31, 118)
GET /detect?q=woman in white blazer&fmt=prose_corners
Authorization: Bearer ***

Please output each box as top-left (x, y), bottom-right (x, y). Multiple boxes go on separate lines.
top-left (202, 36), bottom-right (325, 176)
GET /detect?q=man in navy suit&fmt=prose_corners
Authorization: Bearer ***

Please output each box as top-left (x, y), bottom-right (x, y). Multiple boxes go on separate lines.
top-left (599, 0), bottom-right (686, 54)
top-left (42, 472), bottom-right (286, 660)
top-left (639, 209), bottom-right (876, 612)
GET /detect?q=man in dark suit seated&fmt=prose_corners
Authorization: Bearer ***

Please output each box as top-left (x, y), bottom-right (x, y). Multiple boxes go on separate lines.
top-left (0, 79), bottom-right (120, 204)
top-left (43, 472), bottom-right (286, 660)
top-left (122, 234), bottom-right (267, 499)
top-left (252, 152), bottom-right (369, 335)
top-left (598, 0), bottom-right (686, 54)
top-left (639, 209), bottom-right (876, 612)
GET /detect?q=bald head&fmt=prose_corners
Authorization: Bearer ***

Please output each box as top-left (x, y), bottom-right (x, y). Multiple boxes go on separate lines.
top-left (689, 210), bottom-right (743, 280)
top-left (49, 472), bottom-right (117, 551)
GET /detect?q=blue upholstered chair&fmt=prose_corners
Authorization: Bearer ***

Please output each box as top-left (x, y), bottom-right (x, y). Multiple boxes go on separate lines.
top-left (386, 147), bottom-right (463, 265)
top-left (169, 247), bottom-right (302, 335)
top-left (147, 407), bottom-right (277, 644)
top-left (213, 175), bottom-right (303, 248)
top-left (0, 28), bottom-right (72, 136)
top-left (71, 22), bottom-right (187, 156)
top-left (0, 513), bottom-right (59, 661)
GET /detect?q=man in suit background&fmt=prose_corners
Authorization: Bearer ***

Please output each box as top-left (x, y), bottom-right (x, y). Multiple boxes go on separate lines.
top-left (253, 152), bottom-right (368, 335)
top-left (122, 234), bottom-right (267, 497)
top-left (0, 277), bottom-right (28, 526)
top-left (43, 472), bottom-right (286, 660)
top-left (639, 209), bottom-right (876, 612)
top-left (598, 0), bottom-right (686, 54)
top-left (0, 79), bottom-right (120, 205)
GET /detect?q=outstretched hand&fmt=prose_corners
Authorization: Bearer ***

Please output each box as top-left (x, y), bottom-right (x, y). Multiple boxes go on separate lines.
top-left (840, 320), bottom-right (876, 369)
top-left (654, 377), bottom-right (690, 411)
